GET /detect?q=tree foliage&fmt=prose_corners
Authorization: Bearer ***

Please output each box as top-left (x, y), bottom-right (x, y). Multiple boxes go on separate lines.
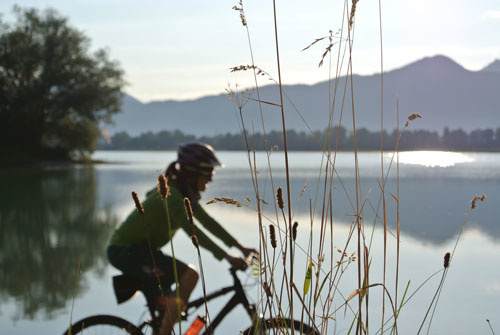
top-left (0, 6), bottom-right (125, 161)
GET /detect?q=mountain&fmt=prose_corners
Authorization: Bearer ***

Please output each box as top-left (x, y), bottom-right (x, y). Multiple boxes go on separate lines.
top-left (105, 55), bottom-right (500, 136)
top-left (481, 59), bottom-right (500, 74)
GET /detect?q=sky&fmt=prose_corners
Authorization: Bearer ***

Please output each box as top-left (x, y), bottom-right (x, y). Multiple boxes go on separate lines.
top-left (1, 0), bottom-right (499, 102)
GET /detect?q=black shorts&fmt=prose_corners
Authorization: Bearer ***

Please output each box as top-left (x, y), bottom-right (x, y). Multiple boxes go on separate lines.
top-left (107, 244), bottom-right (189, 298)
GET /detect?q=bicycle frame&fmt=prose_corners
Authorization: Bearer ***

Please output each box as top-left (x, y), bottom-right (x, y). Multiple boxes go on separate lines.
top-left (135, 268), bottom-right (256, 335)
top-left (186, 268), bottom-right (256, 334)
top-left (65, 266), bottom-right (317, 335)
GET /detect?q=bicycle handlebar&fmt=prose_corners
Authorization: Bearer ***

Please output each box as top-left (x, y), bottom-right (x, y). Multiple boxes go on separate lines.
top-left (229, 252), bottom-right (258, 272)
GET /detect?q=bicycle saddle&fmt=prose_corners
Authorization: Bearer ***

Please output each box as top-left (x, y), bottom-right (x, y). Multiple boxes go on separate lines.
top-left (112, 275), bottom-right (144, 304)
top-left (112, 275), bottom-right (187, 321)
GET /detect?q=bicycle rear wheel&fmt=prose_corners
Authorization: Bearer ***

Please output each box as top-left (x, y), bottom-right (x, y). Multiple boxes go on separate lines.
top-left (62, 314), bottom-right (143, 335)
top-left (243, 318), bottom-right (318, 335)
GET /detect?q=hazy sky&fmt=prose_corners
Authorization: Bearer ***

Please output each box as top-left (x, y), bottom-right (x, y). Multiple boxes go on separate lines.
top-left (1, 1), bottom-right (499, 102)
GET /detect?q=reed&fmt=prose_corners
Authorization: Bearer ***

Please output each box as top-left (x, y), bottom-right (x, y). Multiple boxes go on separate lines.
top-left (132, 191), bottom-right (165, 297)
top-left (67, 252), bottom-right (82, 335)
top-left (223, 1), bottom-right (488, 334)
top-left (487, 319), bottom-right (496, 335)
top-left (184, 197), bottom-right (211, 329)
top-left (157, 174), bottom-right (182, 335)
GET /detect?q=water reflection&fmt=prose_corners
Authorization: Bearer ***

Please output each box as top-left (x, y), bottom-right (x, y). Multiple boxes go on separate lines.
top-left (93, 150), bottom-right (500, 245)
top-left (211, 167), bottom-right (500, 245)
top-left (0, 166), bottom-right (117, 319)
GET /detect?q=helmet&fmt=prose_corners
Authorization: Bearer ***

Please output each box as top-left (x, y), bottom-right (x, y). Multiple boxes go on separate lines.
top-left (177, 142), bottom-right (222, 176)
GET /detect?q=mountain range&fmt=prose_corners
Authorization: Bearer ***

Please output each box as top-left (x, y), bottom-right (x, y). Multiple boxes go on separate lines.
top-left (105, 55), bottom-right (500, 136)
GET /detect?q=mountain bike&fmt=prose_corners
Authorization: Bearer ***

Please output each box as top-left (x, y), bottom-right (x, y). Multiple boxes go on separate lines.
top-left (62, 266), bottom-right (318, 335)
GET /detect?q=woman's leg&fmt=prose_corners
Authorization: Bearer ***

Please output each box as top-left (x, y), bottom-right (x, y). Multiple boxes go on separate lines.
top-left (157, 264), bottom-right (199, 335)
top-left (107, 245), bottom-right (199, 334)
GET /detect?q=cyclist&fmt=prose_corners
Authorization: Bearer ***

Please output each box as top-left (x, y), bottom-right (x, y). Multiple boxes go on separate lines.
top-left (107, 142), bottom-right (257, 335)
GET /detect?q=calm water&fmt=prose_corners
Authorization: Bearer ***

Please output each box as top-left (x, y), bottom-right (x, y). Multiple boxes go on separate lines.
top-left (1, 150), bottom-right (499, 334)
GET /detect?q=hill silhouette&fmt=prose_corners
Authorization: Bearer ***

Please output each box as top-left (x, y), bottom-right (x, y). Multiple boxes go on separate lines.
top-left (106, 55), bottom-right (500, 136)
top-left (481, 59), bottom-right (500, 74)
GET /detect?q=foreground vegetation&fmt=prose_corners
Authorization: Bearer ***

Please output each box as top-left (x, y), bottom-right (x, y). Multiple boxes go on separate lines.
top-left (171, 1), bottom-right (491, 334)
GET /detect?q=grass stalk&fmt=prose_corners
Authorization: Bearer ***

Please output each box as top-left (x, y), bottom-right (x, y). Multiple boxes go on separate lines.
top-left (417, 256), bottom-right (449, 334)
top-left (184, 197), bottom-right (211, 327)
top-left (378, 0), bottom-right (386, 330)
top-left (67, 252), bottom-right (82, 335)
top-left (487, 319), bottom-right (496, 335)
top-left (272, 0), bottom-right (295, 327)
top-left (394, 97), bottom-right (400, 335)
top-left (132, 191), bottom-right (165, 298)
top-left (228, 85), bottom-right (279, 322)
top-left (346, 26), bottom-right (364, 335)
top-left (158, 175), bottom-right (182, 335)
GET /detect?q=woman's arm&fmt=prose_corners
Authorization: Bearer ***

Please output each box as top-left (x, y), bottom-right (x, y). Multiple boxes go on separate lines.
top-left (193, 204), bottom-right (239, 247)
top-left (193, 203), bottom-right (258, 257)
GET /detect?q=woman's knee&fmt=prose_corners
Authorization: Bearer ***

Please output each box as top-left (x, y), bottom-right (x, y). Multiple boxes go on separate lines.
top-left (184, 264), bottom-right (199, 283)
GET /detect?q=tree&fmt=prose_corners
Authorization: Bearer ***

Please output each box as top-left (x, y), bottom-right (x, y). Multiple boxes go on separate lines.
top-left (108, 131), bottom-right (132, 149)
top-left (0, 6), bottom-right (125, 161)
top-left (469, 129), bottom-right (494, 150)
top-left (496, 127), bottom-right (500, 149)
top-left (442, 128), bottom-right (469, 150)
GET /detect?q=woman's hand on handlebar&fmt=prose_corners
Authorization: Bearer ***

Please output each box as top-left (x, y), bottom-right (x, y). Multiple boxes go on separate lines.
top-left (236, 243), bottom-right (259, 258)
top-left (224, 253), bottom-right (248, 270)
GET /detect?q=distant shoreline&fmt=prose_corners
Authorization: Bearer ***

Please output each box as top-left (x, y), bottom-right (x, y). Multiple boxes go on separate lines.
top-left (94, 148), bottom-right (500, 153)
top-left (98, 127), bottom-right (500, 153)
top-left (4, 149), bottom-right (499, 166)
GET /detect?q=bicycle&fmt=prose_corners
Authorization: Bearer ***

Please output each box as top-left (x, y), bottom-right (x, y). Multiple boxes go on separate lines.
top-left (62, 266), bottom-right (318, 335)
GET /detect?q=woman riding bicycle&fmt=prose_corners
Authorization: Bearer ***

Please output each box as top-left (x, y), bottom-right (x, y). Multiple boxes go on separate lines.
top-left (107, 142), bottom-right (257, 335)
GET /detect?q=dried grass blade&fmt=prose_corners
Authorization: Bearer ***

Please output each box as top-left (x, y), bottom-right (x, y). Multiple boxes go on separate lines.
top-left (248, 97), bottom-right (282, 107)
top-left (303, 260), bottom-right (313, 295)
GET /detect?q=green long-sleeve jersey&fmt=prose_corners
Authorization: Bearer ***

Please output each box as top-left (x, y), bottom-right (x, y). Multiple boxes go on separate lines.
top-left (109, 180), bottom-right (238, 260)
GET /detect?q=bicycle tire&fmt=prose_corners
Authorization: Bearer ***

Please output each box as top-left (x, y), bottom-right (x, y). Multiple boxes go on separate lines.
top-left (61, 314), bottom-right (143, 335)
top-left (243, 318), bottom-right (318, 335)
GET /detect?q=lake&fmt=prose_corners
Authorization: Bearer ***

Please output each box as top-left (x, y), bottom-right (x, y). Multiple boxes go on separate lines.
top-left (1, 150), bottom-right (499, 334)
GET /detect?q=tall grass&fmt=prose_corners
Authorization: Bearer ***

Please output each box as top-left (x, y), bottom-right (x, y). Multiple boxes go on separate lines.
top-left (224, 1), bottom-right (487, 334)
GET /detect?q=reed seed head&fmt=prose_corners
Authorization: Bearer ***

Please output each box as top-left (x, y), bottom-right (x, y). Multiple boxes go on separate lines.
top-left (404, 113), bottom-right (423, 127)
top-left (408, 113), bottom-right (423, 121)
top-left (269, 224), bottom-right (277, 249)
top-left (206, 197), bottom-right (243, 207)
top-left (263, 281), bottom-right (272, 297)
top-left (191, 235), bottom-right (199, 249)
top-left (470, 194), bottom-right (487, 210)
top-left (292, 221), bottom-right (298, 241)
top-left (230, 64), bottom-right (256, 73)
top-left (184, 197), bottom-right (194, 224)
top-left (131, 191), bottom-right (144, 215)
top-left (276, 187), bottom-right (284, 209)
top-left (157, 175), bottom-right (170, 199)
top-left (349, 0), bottom-right (359, 28)
top-left (232, 1), bottom-right (247, 27)
top-left (444, 252), bottom-right (451, 268)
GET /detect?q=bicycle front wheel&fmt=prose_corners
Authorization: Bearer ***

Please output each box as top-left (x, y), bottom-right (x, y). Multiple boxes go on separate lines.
top-left (62, 314), bottom-right (143, 335)
top-left (243, 318), bottom-right (318, 335)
